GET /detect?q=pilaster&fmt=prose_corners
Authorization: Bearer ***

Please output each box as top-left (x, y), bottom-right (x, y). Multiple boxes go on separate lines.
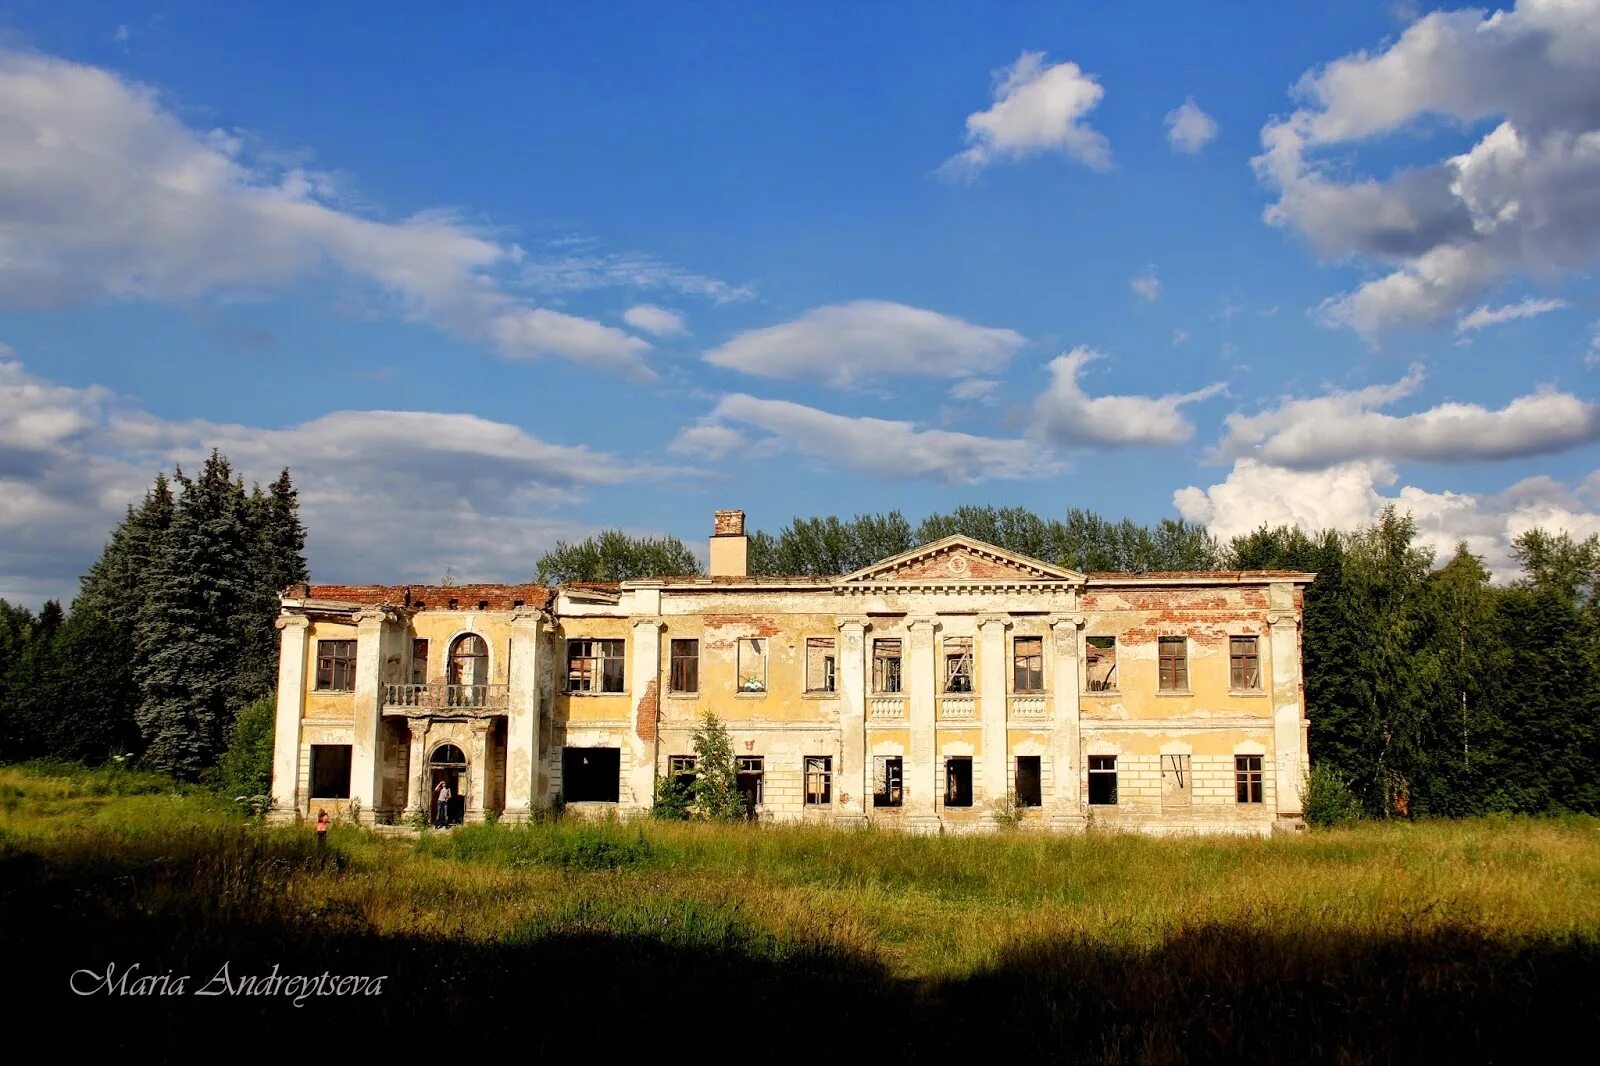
top-left (1049, 614), bottom-right (1086, 829)
top-left (627, 617), bottom-right (664, 815)
top-left (404, 719), bottom-right (429, 820)
top-left (268, 614), bottom-right (309, 822)
top-left (349, 607), bottom-right (397, 825)
top-left (835, 618), bottom-right (868, 826)
top-left (977, 615), bottom-right (1009, 819)
top-left (1269, 583), bottom-right (1307, 819)
top-left (905, 617), bottom-right (940, 832)
top-left (505, 608), bottom-right (547, 818)
top-left (465, 720), bottom-right (491, 822)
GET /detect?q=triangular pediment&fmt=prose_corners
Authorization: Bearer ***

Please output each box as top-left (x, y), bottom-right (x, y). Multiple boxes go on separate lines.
top-left (837, 536), bottom-right (1084, 587)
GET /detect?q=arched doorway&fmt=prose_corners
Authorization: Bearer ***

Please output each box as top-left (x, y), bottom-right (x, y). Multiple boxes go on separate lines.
top-left (448, 634), bottom-right (489, 706)
top-left (429, 743), bottom-right (467, 826)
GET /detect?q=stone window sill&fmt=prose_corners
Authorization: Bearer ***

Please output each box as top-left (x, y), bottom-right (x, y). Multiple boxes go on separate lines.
top-left (563, 691), bottom-right (629, 698)
top-left (734, 691), bottom-right (768, 699)
top-left (1155, 690), bottom-right (1194, 697)
top-left (1081, 689), bottom-right (1120, 697)
top-left (1011, 689), bottom-right (1046, 697)
top-left (803, 691), bottom-right (840, 700)
top-left (1229, 690), bottom-right (1268, 698)
top-left (665, 691), bottom-right (699, 699)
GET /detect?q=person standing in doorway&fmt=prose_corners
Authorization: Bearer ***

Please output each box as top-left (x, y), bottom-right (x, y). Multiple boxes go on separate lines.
top-left (315, 808), bottom-right (330, 853)
top-left (433, 777), bottom-right (451, 827)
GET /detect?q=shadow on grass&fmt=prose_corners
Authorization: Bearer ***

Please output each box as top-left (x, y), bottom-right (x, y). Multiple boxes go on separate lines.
top-left (2, 842), bottom-right (1595, 1063)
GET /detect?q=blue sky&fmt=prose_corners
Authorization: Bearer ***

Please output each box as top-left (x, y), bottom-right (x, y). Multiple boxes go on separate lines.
top-left (1, 0), bottom-right (1597, 604)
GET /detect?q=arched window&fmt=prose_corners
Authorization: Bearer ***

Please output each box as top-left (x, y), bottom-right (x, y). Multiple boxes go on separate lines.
top-left (447, 634), bottom-right (488, 705)
top-left (430, 743), bottom-right (467, 767)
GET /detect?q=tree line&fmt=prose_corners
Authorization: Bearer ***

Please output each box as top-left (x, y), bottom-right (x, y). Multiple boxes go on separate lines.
top-left (0, 452), bottom-right (307, 786)
top-left (539, 505), bottom-right (1600, 818)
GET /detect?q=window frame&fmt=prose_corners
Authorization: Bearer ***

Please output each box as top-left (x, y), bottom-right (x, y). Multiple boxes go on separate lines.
top-left (873, 755), bottom-right (904, 808)
top-left (1157, 636), bottom-right (1189, 692)
top-left (1088, 755), bottom-right (1118, 805)
top-left (1084, 635), bottom-right (1118, 693)
top-left (1229, 635), bottom-right (1262, 692)
top-left (314, 639), bottom-right (357, 692)
top-left (410, 638), bottom-right (429, 686)
top-left (736, 756), bottom-right (765, 811)
top-left (872, 638), bottom-right (903, 695)
top-left (1012, 635), bottom-right (1045, 693)
top-left (668, 754), bottom-right (697, 793)
top-left (805, 636), bottom-right (837, 694)
top-left (565, 638), bottom-right (626, 695)
top-left (1015, 755), bottom-right (1042, 808)
top-left (944, 756), bottom-right (974, 808)
top-left (943, 636), bottom-right (974, 693)
top-left (736, 636), bottom-right (768, 694)
top-left (668, 638), bottom-right (699, 694)
top-left (1235, 754), bottom-right (1264, 804)
top-left (804, 755), bottom-right (833, 806)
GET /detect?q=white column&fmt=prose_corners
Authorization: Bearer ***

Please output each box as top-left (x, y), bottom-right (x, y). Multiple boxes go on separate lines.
top-left (627, 618), bottom-right (663, 815)
top-left (1269, 582), bottom-right (1307, 820)
top-left (905, 618), bottom-right (939, 831)
top-left (978, 616), bottom-right (1009, 818)
top-left (505, 608), bottom-right (546, 818)
top-left (1050, 614), bottom-right (1085, 829)
top-left (404, 719), bottom-right (428, 821)
top-left (836, 618), bottom-right (868, 826)
top-left (349, 607), bottom-right (392, 825)
top-left (466, 720), bottom-right (490, 822)
top-left (269, 614), bottom-right (309, 822)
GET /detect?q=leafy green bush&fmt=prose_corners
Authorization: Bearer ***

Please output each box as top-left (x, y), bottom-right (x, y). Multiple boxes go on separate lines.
top-left (1304, 764), bottom-right (1364, 828)
top-left (218, 696), bottom-right (275, 804)
top-left (652, 773), bottom-right (692, 820)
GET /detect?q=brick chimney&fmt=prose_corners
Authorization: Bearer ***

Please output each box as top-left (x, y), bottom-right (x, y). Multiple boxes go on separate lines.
top-left (709, 509), bottom-right (747, 578)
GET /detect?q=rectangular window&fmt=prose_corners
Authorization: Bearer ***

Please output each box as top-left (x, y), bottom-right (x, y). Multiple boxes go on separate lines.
top-left (872, 755), bottom-right (903, 808)
top-left (315, 639), bottom-right (356, 691)
top-left (736, 756), bottom-right (764, 816)
top-left (944, 757), bottom-right (973, 807)
top-left (804, 756), bottom-right (833, 805)
top-left (1085, 636), bottom-right (1117, 691)
top-left (1013, 636), bottom-right (1044, 692)
top-left (1236, 755), bottom-right (1264, 804)
top-left (566, 639), bottom-right (625, 694)
top-left (736, 637), bottom-right (767, 693)
top-left (1088, 755), bottom-right (1118, 805)
top-left (1015, 756), bottom-right (1042, 807)
top-left (1158, 636), bottom-right (1189, 691)
top-left (309, 744), bottom-right (352, 798)
top-left (943, 636), bottom-right (974, 693)
top-left (562, 746), bottom-right (620, 802)
top-left (805, 637), bottom-right (837, 693)
top-left (1162, 754), bottom-right (1192, 807)
top-left (669, 638), bottom-right (699, 693)
top-left (410, 638), bottom-right (429, 685)
top-left (872, 639), bottom-right (902, 694)
top-left (1230, 636), bottom-right (1261, 691)
top-left (668, 754), bottom-right (697, 793)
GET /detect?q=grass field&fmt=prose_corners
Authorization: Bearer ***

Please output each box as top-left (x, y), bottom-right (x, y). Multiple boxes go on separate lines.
top-left (3, 762), bottom-right (1597, 1062)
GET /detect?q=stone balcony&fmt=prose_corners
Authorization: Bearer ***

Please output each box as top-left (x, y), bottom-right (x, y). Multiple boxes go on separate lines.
top-left (382, 682), bottom-right (510, 716)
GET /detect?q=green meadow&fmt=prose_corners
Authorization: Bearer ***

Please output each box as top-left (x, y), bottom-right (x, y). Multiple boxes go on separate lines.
top-left (3, 762), bottom-right (1596, 1062)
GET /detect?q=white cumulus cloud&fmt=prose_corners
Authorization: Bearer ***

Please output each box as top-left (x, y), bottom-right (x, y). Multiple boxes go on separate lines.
top-left (623, 304), bottom-right (688, 337)
top-left (1456, 297), bottom-right (1568, 333)
top-left (1030, 347), bottom-right (1224, 448)
top-left (941, 51), bottom-right (1111, 177)
top-left (703, 300), bottom-right (1024, 387)
top-left (1165, 97), bottom-right (1219, 154)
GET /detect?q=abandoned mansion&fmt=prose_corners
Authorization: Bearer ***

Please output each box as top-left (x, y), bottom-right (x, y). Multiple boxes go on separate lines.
top-left (269, 510), bottom-right (1315, 835)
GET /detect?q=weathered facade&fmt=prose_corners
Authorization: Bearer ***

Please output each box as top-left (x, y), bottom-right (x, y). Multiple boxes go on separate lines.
top-left (270, 510), bottom-right (1314, 835)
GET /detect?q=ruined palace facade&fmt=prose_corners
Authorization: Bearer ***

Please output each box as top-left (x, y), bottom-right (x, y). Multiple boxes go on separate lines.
top-left (269, 510), bottom-right (1314, 835)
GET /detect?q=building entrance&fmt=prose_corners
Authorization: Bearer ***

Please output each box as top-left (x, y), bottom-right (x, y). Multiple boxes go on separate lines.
top-left (429, 743), bottom-right (467, 825)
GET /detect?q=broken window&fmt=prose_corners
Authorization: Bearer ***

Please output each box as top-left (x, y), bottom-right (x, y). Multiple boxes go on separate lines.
top-left (872, 639), bottom-right (902, 694)
top-left (736, 637), bottom-right (767, 693)
top-left (736, 756), bottom-right (764, 817)
top-left (566, 639), bottom-right (625, 694)
top-left (1085, 636), bottom-right (1118, 691)
top-left (448, 633), bottom-right (489, 702)
top-left (315, 639), bottom-right (356, 691)
top-left (1230, 636), bottom-right (1261, 691)
top-left (804, 756), bottom-right (833, 805)
top-left (873, 755), bottom-right (903, 808)
top-left (805, 637), bottom-right (837, 693)
top-left (669, 638), bottom-right (699, 693)
top-left (1158, 636), bottom-right (1189, 691)
top-left (1013, 636), bottom-right (1044, 692)
top-left (944, 757), bottom-right (973, 807)
top-left (668, 754), bottom-right (697, 793)
top-left (309, 744), bottom-right (352, 798)
top-left (410, 638), bottom-right (429, 685)
top-left (1236, 754), bottom-right (1264, 804)
top-left (1088, 755), bottom-right (1118, 805)
top-left (943, 636), bottom-right (974, 693)
top-left (562, 746), bottom-right (620, 802)
top-left (1015, 756), bottom-right (1042, 807)
top-left (1162, 754), bottom-right (1192, 807)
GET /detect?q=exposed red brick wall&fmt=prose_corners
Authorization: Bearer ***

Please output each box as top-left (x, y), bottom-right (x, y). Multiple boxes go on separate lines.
top-left (635, 679), bottom-right (658, 742)
top-left (701, 614), bottom-right (783, 651)
top-left (293, 583), bottom-right (551, 611)
top-left (888, 549), bottom-right (1041, 582)
top-left (1083, 587), bottom-right (1270, 612)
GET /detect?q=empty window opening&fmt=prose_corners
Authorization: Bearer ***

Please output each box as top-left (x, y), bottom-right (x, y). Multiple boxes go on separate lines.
top-left (669, 639), bottom-right (699, 693)
top-left (1085, 636), bottom-right (1118, 691)
top-left (1158, 637), bottom-right (1189, 691)
top-left (873, 756), bottom-right (904, 808)
top-left (566, 639), bottom-right (625, 694)
top-left (315, 640), bottom-right (356, 692)
top-left (1162, 754), bottom-right (1192, 807)
top-left (736, 756), bottom-right (764, 818)
top-left (668, 754), bottom-right (697, 793)
top-left (944, 636), bottom-right (974, 693)
top-left (945, 757), bottom-right (974, 807)
top-left (1013, 636), bottom-right (1044, 692)
top-left (737, 637), bottom-right (767, 693)
top-left (806, 637), bottom-right (837, 693)
top-left (309, 744), bottom-right (351, 798)
top-left (410, 638), bottom-right (430, 685)
top-left (1230, 636), bottom-right (1261, 691)
top-left (1088, 755), bottom-right (1118, 805)
top-left (873, 639), bottom-right (902, 694)
top-left (1236, 755), bottom-right (1264, 804)
top-left (562, 747), bottom-right (621, 802)
top-left (448, 634), bottom-right (489, 705)
top-left (1015, 756), bottom-right (1042, 807)
top-left (804, 756), bottom-right (833, 806)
